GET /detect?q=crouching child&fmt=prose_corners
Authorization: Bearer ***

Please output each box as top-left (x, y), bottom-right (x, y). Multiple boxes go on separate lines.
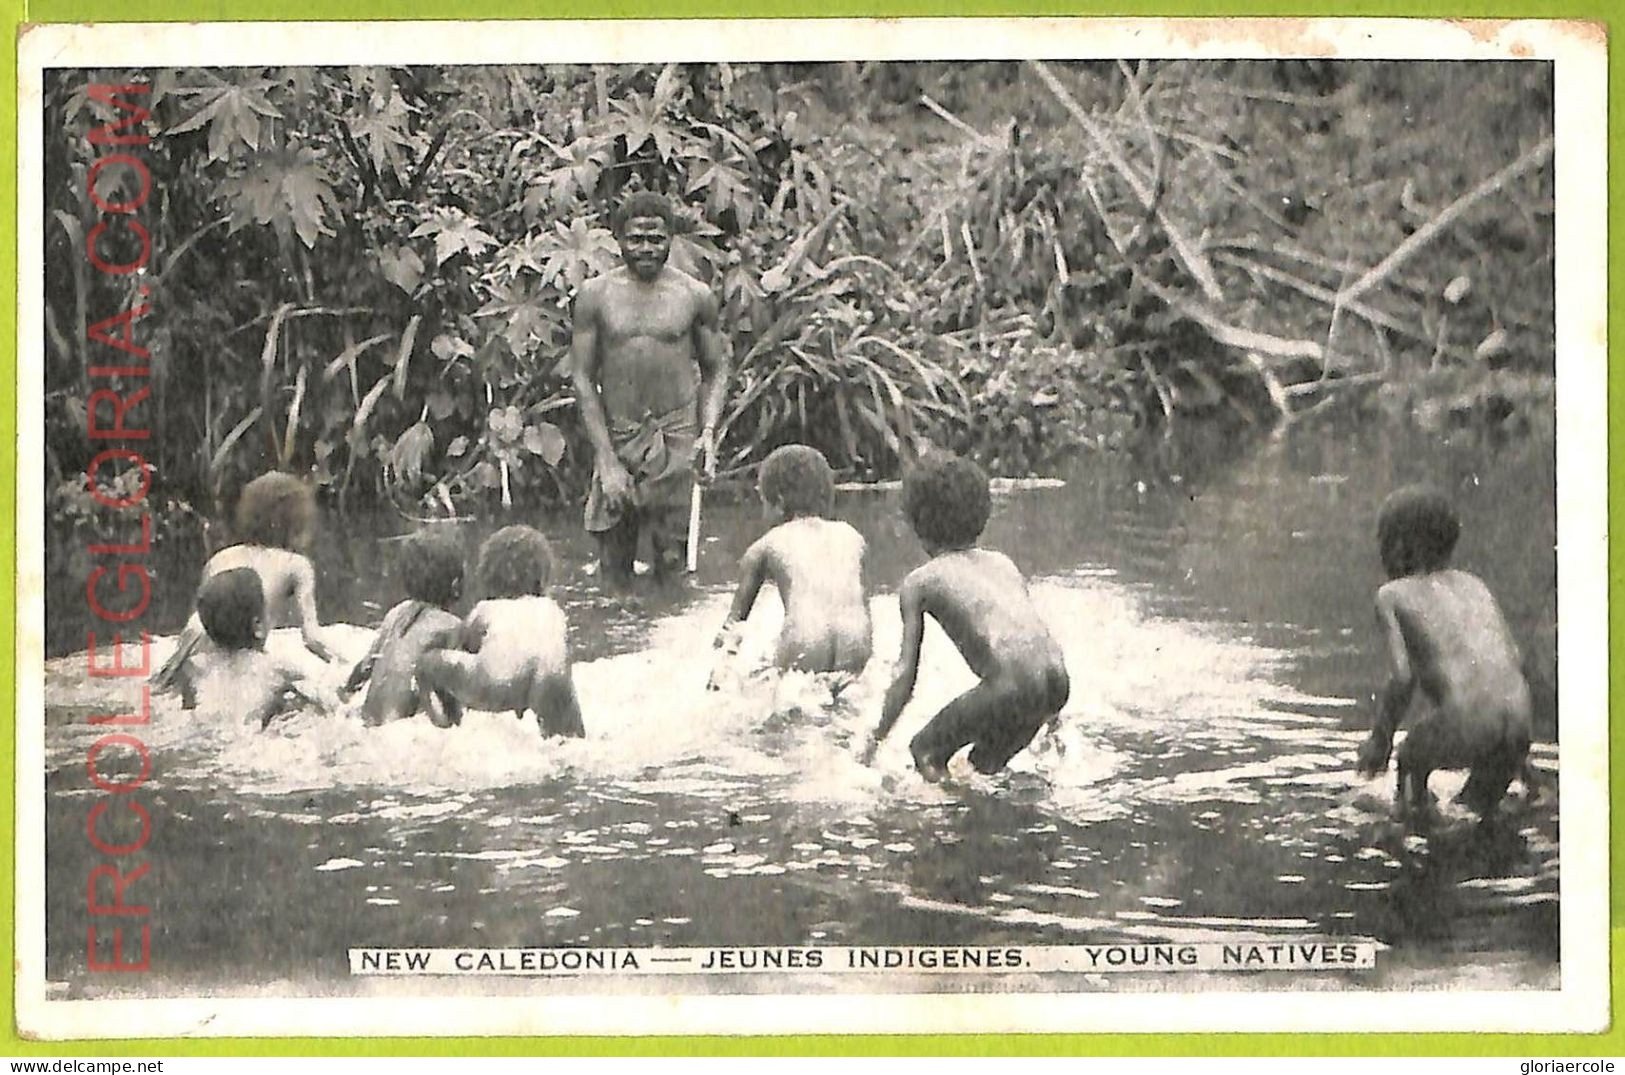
top-left (343, 528), bottom-right (466, 726)
top-left (176, 567), bottom-right (339, 729)
top-left (862, 453), bottom-right (1069, 781)
top-left (713, 444), bottom-right (872, 683)
top-left (417, 525), bottom-right (586, 738)
top-left (154, 472), bottom-right (335, 692)
top-left (1356, 486), bottom-right (1534, 826)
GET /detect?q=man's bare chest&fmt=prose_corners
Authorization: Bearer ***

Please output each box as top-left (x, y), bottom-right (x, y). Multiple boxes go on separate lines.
top-left (598, 289), bottom-right (695, 344)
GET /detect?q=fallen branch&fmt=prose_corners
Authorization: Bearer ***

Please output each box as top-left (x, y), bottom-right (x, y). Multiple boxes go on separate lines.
top-left (1337, 135), bottom-right (1555, 306)
top-left (918, 93), bottom-right (1000, 146)
top-left (1212, 250), bottom-right (1443, 352)
top-left (1082, 179), bottom-right (1325, 363)
top-left (1029, 60), bottom-right (1226, 304)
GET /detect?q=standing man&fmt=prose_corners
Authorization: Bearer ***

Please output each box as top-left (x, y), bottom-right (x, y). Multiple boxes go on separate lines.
top-left (571, 191), bottom-right (729, 586)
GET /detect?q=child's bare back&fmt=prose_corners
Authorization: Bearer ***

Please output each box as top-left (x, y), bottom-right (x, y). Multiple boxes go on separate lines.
top-left (192, 647), bottom-right (334, 730)
top-left (201, 545), bottom-right (320, 636)
top-left (1381, 570), bottom-right (1531, 755)
top-left (343, 529), bottom-right (468, 726)
top-left (350, 601), bottom-right (463, 726)
top-left (899, 550), bottom-right (1069, 774)
top-left (716, 445), bottom-right (872, 678)
top-left (739, 518), bottom-right (871, 673)
top-left (1358, 487), bottom-right (1533, 822)
top-left (416, 527), bottom-right (585, 738)
top-left (867, 454), bottom-right (1069, 781)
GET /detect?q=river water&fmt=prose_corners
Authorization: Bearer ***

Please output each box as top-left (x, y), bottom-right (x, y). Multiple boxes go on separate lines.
top-left (42, 421), bottom-right (1559, 996)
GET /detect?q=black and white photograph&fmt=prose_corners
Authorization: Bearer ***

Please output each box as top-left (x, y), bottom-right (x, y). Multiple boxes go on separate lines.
top-left (15, 17), bottom-right (1608, 1038)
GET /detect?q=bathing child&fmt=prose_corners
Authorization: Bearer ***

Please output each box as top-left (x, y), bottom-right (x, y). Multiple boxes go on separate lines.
top-left (176, 567), bottom-right (339, 729)
top-left (862, 453), bottom-right (1070, 781)
top-left (153, 472), bottom-right (335, 691)
top-left (713, 444), bottom-right (872, 679)
top-left (1355, 486), bottom-right (1534, 824)
top-left (416, 526), bottom-right (586, 738)
top-left (342, 528), bottom-right (466, 726)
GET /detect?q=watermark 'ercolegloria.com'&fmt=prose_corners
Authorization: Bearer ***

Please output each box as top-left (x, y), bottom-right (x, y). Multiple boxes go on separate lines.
top-left (80, 80), bottom-right (158, 975)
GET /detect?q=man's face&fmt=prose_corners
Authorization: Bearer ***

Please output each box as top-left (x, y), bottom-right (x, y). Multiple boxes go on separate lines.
top-left (619, 216), bottom-right (672, 281)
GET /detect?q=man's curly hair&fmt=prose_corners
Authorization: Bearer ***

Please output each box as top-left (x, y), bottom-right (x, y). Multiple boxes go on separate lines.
top-left (396, 528), bottom-right (465, 608)
top-left (477, 525), bottom-right (554, 599)
top-left (197, 567), bottom-right (265, 650)
top-left (759, 444), bottom-right (835, 519)
top-left (1378, 485), bottom-right (1460, 578)
top-left (234, 472), bottom-right (317, 551)
top-left (902, 452), bottom-right (991, 551)
top-left (613, 191), bottom-right (675, 235)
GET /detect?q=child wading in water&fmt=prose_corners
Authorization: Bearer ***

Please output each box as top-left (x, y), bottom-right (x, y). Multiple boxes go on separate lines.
top-left (1356, 486), bottom-right (1534, 825)
top-left (417, 526), bottom-right (586, 738)
top-left (713, 444), bottom-right (872, 681)
top-left (154, 472), bottom-right (335, 691)
top-left (342, 529), bottom-right (466, 726)
top-left (177, 567), bottom-right (338, 728)
top-left (862, 453), bottom-right (1069, 781)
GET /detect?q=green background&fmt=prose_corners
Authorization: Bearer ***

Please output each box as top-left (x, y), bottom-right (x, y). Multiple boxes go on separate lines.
top-left (1, 3), bottom-right (1615, 1057)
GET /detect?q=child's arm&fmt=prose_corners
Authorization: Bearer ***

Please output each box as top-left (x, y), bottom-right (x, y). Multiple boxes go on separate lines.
top-left (864, 578), bottom-right (926, 763)
top-left (151, 618), bottom-right (204, 692)
top-left (707, 543), bottom-right (770, 688)
top-left (341, 607), bottom-right (397, 696)
top-left (292, 557), bottom-right (336, 663)
top-left (280, 663), bottom-right (341, 722)
top-left (459, 605), bottom-right (490, 652)
top-left (716, 540), bottom-right (770, 642)
top-left (1357, 589), bottom-right (1415, 777)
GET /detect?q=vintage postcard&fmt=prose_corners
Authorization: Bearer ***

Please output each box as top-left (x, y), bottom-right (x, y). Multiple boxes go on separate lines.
top-left (13, 17), bottom-right (1607, 1039)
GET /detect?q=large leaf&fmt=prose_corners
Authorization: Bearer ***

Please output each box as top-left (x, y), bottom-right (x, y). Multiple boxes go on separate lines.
top-left (410, 208), bottom-right (498, 267)
top-left (537, 218), bottom-right (618, 289)
top-left (348, 83), bottom-right (420, 179)
top-left (169, 74), bottom-right (284, 162)
top-left (221, 146), bottom-right (340, 248)
top-left (608, 92), bottom-right (686, 162)
top-left (522, 136), bottom-right (611, 215)
top-left (389, 421), bottom-right (434, 485)
top-left (684, 138), bottom-right (755, 226)
top-left (378, 245), bottom-right (425, 294)
top-left (522, 421), bottom-right (566, 466)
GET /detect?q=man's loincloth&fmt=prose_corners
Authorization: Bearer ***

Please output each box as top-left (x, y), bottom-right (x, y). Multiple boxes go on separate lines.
top-left (583, 406), bottom-right (696, 544)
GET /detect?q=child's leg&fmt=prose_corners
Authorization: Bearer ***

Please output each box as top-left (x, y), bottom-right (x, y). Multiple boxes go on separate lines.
top-left (1395, 718), bottom-right (1444, 818)
top-left (968, 667), bottom-right (1070, 774)
top-left (527, 670), bottom-right (586, 739)
top-left (1461, 729), bottom-right (1529, 823)
top-left (908, 680), bottom-right (1002, 780)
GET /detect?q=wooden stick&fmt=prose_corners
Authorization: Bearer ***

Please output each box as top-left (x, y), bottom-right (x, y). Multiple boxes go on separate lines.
top-left (685, 482), bottom-right (703, 574)
top-left (1337, 136), bottom-right (1554, 306)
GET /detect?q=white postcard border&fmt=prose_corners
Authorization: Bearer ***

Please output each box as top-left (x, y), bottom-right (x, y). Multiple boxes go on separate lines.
top-left (13, 16), bottom-right (1609, 1039)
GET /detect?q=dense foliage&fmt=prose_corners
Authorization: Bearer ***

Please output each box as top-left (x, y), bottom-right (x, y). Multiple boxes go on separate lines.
top-left (44, 60), bottom-right (1555, 550)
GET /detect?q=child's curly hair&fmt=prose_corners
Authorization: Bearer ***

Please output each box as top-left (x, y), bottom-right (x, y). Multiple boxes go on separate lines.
top-left (234, 472), bottom-right (317, 551)
top-left (902, 452), bottom-right (991, 551)
top-left (759, 444), bottom-right (835, 519)
top-left (197, 567), bottom-right (265, 650)
top-left (396, 528), bottom-right (465, 608)
top-left (477, 525), bottom-right (553, 599)
top-left (1378, 485), bottom-right (1460, 578)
